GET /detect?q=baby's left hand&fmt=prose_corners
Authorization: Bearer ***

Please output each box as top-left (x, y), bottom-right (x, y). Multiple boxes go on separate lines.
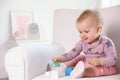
top-left (89, 57), bottom-right (105, 66)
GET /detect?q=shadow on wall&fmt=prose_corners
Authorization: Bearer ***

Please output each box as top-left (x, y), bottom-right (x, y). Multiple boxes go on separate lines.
top-left (99, 6), bottom-right (120, 73)
top-left (105, 25), bottom-right (120, 73)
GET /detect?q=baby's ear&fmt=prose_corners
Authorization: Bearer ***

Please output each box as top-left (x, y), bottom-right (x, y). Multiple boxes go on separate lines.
top-left (98, 26), bottom-right (102, 34)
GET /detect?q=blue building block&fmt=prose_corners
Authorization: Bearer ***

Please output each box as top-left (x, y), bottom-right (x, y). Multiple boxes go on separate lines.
top-left (65, 67), bottom-right (74, 76)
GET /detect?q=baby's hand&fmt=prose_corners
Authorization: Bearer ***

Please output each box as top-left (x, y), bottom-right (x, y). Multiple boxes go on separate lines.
top-left (52, 57), bottom-right (58, 62)
top-left (99, 58), bottom-right (106, 65)
top-left (89, 57), bottom-right (105, 66)
top-left (89, 57), bottom-right (99, 66)
top-left (52, 55), bottom-right (64, 62)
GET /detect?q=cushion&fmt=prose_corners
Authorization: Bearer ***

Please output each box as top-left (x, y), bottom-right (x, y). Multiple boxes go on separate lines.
top-left (32, 73), bottom-right (120, 80)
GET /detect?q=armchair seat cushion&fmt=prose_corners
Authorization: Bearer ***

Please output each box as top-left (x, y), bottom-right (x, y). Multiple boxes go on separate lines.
top-left (32, 73), bottom-right (120, 80)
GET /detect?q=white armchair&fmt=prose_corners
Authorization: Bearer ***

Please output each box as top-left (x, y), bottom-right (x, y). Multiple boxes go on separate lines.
top-left (5, 42), bottom-right (120, 80)
top-left (5, 43), bottom-right (65, 80)
top-left (5, 5), bottom-right (120, 80)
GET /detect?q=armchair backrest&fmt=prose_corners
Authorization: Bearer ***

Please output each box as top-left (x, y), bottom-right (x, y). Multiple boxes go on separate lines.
top-left (53, 5), bottom-right (120, 73)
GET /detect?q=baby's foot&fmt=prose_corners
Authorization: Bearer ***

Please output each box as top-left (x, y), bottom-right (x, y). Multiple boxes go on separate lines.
top-left (70, 61), bottom-right (84, 78)
top-left (84, 68), bottom-right (95, 77)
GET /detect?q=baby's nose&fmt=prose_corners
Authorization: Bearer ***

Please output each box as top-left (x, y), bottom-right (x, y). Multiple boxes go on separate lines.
top-left (80, 34), bottom-right (86, 39)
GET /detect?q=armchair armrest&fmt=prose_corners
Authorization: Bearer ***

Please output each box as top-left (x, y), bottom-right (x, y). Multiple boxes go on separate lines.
top-left (5, 43), bottom-right (65, 80)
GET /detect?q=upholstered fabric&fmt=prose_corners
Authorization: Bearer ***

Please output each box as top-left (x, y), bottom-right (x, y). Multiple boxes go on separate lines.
top-left (5, 43), bottom-right (65, 80)
top-left (32, 74), bottom-right (120, 80)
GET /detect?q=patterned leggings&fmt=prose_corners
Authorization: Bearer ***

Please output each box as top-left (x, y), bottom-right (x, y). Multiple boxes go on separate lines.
top-left (84, 61), bottom-right (117, 76)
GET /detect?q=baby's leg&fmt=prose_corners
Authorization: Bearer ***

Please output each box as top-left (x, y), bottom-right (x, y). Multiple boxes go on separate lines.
top-left (70, 60), bottom-right (96, 78)
top-left (84, 68), bottom-right (96, 77)
top-left (82, 61), bottom-right (117, 77)
top-left (84, 61), bottom-right (117, 77)
top-left (84, 61), bottom-right (96, 77)
top-left (95, 66), bottom-right (117, 76)
top-left (70, 61), bottom-right (85, 78)
top-left (104, 66), bottom-right (117, 75)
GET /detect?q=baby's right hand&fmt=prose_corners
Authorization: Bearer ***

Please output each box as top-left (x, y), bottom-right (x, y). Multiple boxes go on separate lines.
top-left (52, 57), bottom-right (58, 62)
top-left (51, 55), bottom-right (64, 62)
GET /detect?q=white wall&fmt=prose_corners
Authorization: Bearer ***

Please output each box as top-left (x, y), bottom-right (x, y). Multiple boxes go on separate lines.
top-left (101, 0), bottom-right (120, 8)
top-left (0, 0), bottom-right (101, 78)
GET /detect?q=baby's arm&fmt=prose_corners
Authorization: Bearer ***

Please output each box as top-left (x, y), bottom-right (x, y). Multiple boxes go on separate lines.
top-left (62, 41), bottom-right (83, 61)
top-left (52, 40), bottom-right (83, 63)
top-left (102, 39), bottom-right (118, 66)
top-left (89, 39), bottom-right (117, 66)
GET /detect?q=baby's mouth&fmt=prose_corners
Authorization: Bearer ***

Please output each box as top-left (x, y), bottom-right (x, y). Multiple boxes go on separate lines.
top-left (84, 38), bottom-right (88, 41)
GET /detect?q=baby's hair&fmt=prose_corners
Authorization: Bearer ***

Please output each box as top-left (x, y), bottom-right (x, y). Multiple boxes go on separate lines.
top-left (76, 9), bottom-right (103, 26)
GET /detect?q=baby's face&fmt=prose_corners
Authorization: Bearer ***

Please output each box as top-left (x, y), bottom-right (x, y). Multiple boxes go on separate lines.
top-left (76, 17), bottom-right (101, 44)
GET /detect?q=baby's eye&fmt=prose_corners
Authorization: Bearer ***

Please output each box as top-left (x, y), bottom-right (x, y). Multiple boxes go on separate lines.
top-left (85, 31), bottom-right (89, 33)
top-left (79, 31), bottom-right (82, 33)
